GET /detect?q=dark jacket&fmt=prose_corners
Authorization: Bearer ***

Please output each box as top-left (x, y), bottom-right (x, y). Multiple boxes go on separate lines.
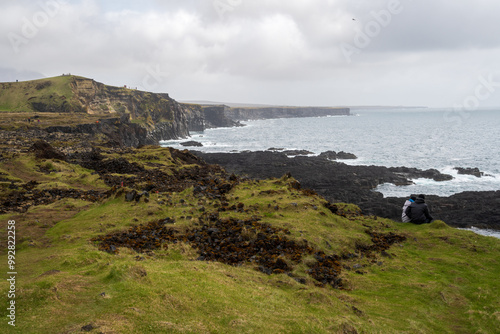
top-left (404, 198), bottom-right (433, 224)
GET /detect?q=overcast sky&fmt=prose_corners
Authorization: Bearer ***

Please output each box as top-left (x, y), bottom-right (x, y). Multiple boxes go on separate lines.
top-left (1, 0), bottom-right (500, 108)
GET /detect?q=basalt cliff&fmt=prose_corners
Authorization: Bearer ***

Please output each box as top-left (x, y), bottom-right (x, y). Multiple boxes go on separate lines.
top-left (201, 104), bottom-right (350, 122)
top-left (1, 76), bottom-right (351, 147)
top-left (0, 75), bottom-right (239, 146)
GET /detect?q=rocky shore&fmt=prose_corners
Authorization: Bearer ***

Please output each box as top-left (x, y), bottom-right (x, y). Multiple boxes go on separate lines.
top-left (193, 151), bottom-right (500, 231)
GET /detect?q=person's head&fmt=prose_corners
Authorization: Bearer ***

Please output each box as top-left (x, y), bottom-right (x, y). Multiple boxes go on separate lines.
top-left (410, 195), bottom-right (417, 201)
top-left (418, 194), bottom-right (425, 200)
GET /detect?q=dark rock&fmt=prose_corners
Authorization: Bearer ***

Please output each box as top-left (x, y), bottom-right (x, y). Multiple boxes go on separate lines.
top-left (81, 324), bottom-right (96, 332)
top-left (282, 150), bottom-right (314, 156)
top-left (125, 190), bottom-right (137, 202)
top-left (454, 167), bottom-right (483, 178)
top-left (318, 150), bottom-right (338, 160)
top-left (336, 151), bottom-right (357, 160)
top-left (30, 140), bottom-right (66, 160)
top-left (180, 141), bottom-right (203, 147)
top-left (388, 166), bottom-right (453, 182)
top-left (201, 105), bottom-right (243, 128)
top-left (0, 186), bottom-right (109, 213)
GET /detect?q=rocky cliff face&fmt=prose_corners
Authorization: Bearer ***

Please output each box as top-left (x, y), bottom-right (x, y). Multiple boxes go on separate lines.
top-left (27, 77), bottom-right (213, 145)
top-left (201, 105), bottom-right (242, 128)
top-left (225, 106), bottom-right (350, 121)
top-left (179, 103), bottom-right (205, 132)
top-left (2, 76), bottom-right (350, 147)
top-left (69, 77), bottom-right (203, 139)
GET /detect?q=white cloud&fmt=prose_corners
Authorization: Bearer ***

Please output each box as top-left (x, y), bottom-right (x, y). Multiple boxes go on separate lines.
top-left (1, 0), bottom-right (500, 107)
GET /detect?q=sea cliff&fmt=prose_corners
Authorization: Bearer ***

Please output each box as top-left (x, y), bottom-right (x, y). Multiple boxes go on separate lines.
top-left (225, 105), bottom-right (350, 121)
top-left (0, 76), bottom-right (213, 144)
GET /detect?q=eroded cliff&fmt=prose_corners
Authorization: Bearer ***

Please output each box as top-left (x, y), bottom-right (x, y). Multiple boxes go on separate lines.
top-left (1, 75), bottom-right (209, 145)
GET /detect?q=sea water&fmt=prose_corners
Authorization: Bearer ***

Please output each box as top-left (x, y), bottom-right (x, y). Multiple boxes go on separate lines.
top-left (162, 108), bottom-right (500, 197)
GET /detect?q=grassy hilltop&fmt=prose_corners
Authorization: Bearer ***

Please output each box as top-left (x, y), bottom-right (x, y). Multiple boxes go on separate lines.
top-left (0, 75), bottom-right (187, 125)
top-left (0, 76), bottom-right (83, 114)
top-left (0, 140), bottom-right (499, 333)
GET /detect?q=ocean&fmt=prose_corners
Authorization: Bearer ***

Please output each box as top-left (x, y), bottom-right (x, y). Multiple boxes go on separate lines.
top-left (161, 108), bottom-right (500, 238)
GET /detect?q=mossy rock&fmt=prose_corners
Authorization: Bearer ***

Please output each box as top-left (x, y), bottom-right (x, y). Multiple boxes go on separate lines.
top-left (429, 219), bottom-right (450, 229)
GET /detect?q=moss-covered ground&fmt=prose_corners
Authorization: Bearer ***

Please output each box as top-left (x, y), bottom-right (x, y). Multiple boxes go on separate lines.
top-left (0, 145), bottom-right (499, 333)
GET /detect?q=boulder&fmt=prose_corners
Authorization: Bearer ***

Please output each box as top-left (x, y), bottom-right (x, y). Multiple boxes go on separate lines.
top-left (454, 167), bottom-right (483, 178)
top-left (318, 151), bottom-right (338, 160)
top-left (180, 141), bottom-right (203, 147)
top-left (336, 151), bottom-right (357, 159)
top-left (30, 140), bottom-right (66, 160)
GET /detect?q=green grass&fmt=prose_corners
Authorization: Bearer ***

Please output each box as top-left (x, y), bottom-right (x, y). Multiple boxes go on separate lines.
top-left (0, 76), bottom-right (77, 113)
top-left (0, 147), bottom-right (499, 333)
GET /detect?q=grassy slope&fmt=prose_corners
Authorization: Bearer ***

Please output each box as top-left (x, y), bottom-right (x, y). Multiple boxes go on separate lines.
top-left (0, 76), bottom-right (77, 113)
top-left (0, 146), bottom-right (498, 333)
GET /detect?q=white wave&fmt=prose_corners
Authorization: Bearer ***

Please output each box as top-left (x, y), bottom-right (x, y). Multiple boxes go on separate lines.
top-left (457, 226), bottom-right (500, 239)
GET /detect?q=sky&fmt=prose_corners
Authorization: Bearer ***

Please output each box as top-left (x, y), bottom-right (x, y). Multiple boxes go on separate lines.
top-left (1, 0), bottom-right (500, 108)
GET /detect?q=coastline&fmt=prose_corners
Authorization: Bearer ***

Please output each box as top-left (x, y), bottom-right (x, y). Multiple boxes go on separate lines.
top-left (192, 150), bottom-right (500, 233)
top-left (163, 109), bottom-right (500, 197)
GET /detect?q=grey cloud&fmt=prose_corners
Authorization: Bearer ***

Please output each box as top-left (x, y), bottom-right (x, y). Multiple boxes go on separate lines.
top-left (1, 0), bottom-right (500, 107)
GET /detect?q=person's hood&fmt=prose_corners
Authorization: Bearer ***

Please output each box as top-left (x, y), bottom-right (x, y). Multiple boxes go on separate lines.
top-left (415, 198), bottom-right (425, 204)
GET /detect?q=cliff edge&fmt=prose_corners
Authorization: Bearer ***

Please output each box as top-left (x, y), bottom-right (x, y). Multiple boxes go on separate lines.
top-left (0, 75), bottom-right (208, 145)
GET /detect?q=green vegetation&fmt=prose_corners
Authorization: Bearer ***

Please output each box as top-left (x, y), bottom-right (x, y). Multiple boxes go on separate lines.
top-left (0, 145), bottom-right (499, 333)
top-left (0, 76), bottom-right (81, 113)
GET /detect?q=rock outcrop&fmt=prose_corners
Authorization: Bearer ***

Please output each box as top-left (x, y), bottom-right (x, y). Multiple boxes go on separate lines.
top-left (200, 105), bottom-right (243, 128)
top-left (69, 77), bottom-right (204, 140)
top-left (454, 167), bottom-right (484, 177)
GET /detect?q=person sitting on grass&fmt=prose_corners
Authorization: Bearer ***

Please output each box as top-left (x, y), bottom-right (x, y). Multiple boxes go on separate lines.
top-left (405, 194), bottom-right (434, 224)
